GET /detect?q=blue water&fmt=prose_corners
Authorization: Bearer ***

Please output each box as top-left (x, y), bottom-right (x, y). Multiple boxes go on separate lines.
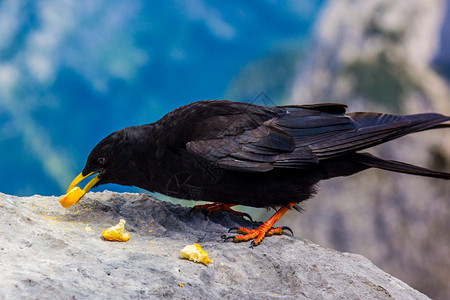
top-left (0, 1), bottom-right (326, 196)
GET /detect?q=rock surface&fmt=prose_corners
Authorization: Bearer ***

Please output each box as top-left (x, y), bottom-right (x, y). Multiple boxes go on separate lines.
top-left (0, 191), bottom-right (428, 299)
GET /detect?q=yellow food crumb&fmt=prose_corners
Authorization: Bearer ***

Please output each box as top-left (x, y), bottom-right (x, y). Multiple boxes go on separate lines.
top-left (102, 219), bottom-right (130, 242)
top-left (148, 230), bottom-right (152, 233)
top-left (178, 283), bottom-right (184, 287)
top-left (180, 244), bottom-right (211, 265)
top-left (83, 226), bottom-right (92, 232)
top-left (59, 187), bottom-right (85, 208)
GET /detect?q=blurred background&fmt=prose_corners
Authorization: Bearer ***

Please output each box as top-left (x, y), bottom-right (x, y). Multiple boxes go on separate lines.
top-left (0, 0), bottom-right (449, 298)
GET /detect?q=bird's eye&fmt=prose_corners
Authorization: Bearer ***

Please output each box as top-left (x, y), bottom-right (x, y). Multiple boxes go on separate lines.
top-left (98, 157), bottom-right (106, 165)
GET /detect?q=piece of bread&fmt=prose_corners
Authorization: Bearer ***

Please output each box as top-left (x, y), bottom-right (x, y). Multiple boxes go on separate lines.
top-left (180, 244), bottom-right (211, 265)
top-left (102, 219), bottom-right (130, 242)
top-left (59, 187), bottom-right (85, 208)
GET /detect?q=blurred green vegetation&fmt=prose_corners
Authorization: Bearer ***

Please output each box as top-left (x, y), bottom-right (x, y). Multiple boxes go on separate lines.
top-left (226, 50), bottom-right (305, 104)
top-left (342, 53), bottom-right (417, 112)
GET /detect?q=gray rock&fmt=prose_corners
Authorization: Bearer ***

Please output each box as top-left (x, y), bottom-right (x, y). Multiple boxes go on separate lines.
top-left (0, 191), bottom-right (428, 300)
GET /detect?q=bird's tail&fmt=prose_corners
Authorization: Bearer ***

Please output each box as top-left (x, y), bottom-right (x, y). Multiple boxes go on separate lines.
top-left (352, 153), bottom-right (450, 180)
top-left (347, 112), bottom-right (450, 143)
top-left (417, 123), bottom-right (450, 131)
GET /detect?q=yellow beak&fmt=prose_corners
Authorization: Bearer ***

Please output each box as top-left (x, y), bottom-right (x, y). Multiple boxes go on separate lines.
top-left (59, 172), bottom-right (101, 208)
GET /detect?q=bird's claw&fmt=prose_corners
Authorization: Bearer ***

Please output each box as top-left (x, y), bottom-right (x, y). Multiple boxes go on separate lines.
top-left (281, 226), bottom-right (294, 236)
top-left (228, 227), bottom-right (240, 233)
top-left (220, 235), bottom-right (235, 242)
top-left (241, 212), bottom-right (253, 222)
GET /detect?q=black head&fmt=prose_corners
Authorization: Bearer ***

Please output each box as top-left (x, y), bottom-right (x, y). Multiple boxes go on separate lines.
top-left (82, 128), bottom-right (136, 186)
top-left (61, 124), bottom-right (157, 208)
top-left (62, 127), bottom-right (141, 206)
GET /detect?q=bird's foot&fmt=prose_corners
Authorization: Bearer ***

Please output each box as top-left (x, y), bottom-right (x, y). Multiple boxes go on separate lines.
top-left (221, 202), bottom-right (296, 247)
top-left (222, 226), bottom-right (293, 247)
top-left (192, 202), bottom-right (253, 222)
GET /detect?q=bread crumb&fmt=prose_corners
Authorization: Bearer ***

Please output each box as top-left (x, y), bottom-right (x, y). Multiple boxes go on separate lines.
top-left (59, 187), bottom-right (85, 208)
top-left (102, 219), bottom-right (130, 242)
top-left (180, 244), bottom-right (211, 265)
top-left (178, 283), bottom-right (184, 287)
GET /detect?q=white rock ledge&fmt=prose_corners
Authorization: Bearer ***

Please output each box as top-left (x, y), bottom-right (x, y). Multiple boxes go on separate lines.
top-left (0, 191), bottom-right (429, 299)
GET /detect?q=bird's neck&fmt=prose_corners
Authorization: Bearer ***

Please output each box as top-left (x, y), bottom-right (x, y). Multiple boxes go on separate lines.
top-left (119, 124), bottom-right (160, 191)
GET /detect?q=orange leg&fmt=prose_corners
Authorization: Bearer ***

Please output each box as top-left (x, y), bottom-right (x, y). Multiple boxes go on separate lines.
top-left (224, 202), bottom-right (295, 246)
top-left (193, 202), bottom-right (252, 221)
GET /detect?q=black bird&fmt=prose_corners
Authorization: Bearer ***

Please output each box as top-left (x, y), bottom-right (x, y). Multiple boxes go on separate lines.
top-left (63, 100), bottom-right (450, 246)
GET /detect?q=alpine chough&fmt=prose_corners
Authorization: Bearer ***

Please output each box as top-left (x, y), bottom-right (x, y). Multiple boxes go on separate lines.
top-left (62, 100), bottom-right (450, 246)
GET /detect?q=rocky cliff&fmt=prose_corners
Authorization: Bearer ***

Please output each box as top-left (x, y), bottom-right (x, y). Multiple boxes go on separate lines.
top-left (0, 191), bottom-right (429, 299)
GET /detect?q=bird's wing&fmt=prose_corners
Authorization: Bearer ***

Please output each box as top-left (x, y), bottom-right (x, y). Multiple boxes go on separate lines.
top-left (304, 112), bottom-right (449, 159)
top-left (186, 123), bottom-right (305, 172)
top-left (185, 103), bottom-right (352, 172)
top-left (269, 104), bottom-right (359, 167)
top-left (276, 105), bottom-right (449, 160)
top-left (186, 102), bottom-right (449, 172)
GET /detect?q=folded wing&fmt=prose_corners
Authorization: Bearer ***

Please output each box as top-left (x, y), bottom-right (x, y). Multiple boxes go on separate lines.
top-left (185, 102), bottom-right (450, 172)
